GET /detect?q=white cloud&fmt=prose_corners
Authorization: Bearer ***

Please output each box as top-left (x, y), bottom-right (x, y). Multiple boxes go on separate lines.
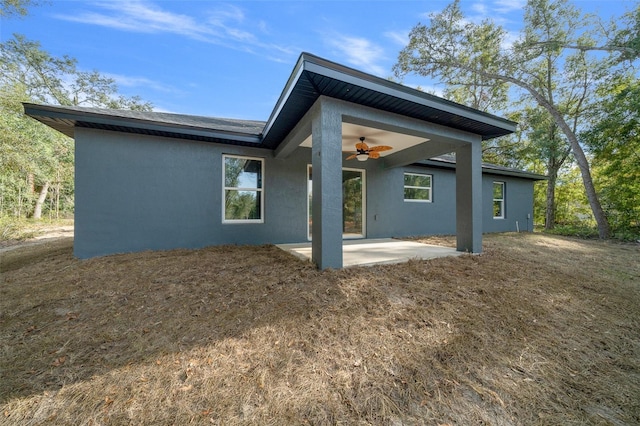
top-left (103, 73), bottom-right (181, 94)
top-left (472, 2), bottom-right (489, 16)
top-left (384, 30), bottom-right (409, 47)
top-left (493, 0), bottom-right (526, 13)
top-left (54, 1), bottom-right (296, 60)
top-left (65, 1), bottom-right (213, 40)
top-left (326, 34), bottom-right (387, 76)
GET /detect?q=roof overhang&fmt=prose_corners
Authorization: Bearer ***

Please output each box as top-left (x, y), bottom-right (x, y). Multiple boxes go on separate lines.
top-left (417, 156), bottom-right (547, 180)
top-left (23, 103), bottom-right (264, 147)
top-left (24, 52), bottom-right (517, 151)
top-left (261, 52), bottom-right (517, 149)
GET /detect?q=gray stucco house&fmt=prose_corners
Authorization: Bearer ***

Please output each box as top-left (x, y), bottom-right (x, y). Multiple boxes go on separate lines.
top-left (25, 53), bottom-right (543, 269)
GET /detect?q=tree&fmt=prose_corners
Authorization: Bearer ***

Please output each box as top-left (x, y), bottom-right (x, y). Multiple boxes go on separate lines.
top-left (1, 0), bottom-right (40, 18)
top-left (519, 106), bottom-right (571, 229)
top-left (1, 35), bottom-right (153, 110)
top-left (0, 82), bottom-right (73, 219)
top-left (582, 75), bottom-right (640, 237)
top-left (394, 0), bottom-right (638, 238)
top-left (0, 34), bottom-right (152, 220)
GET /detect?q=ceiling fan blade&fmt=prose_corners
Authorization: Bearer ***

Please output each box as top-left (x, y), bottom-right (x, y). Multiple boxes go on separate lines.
top-left (355, 141), bottom-right (369, 151)
top-left (369, 145), bottom-right (393, 152)
top-left (345, 154), bottom-right (358, 160)
top-left (369, 151), bottom-right (381, 159)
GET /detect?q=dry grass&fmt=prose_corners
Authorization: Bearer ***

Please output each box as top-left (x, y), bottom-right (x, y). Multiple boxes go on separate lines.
top-left (1, 233), bottom-right (639, 425)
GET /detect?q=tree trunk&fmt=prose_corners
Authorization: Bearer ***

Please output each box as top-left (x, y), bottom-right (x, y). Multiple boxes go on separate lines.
top-left (28, 173), bottom-right (35, 194)
top-left (561, 125), bottom-right (611, 238)
top-left (33, 182), bottom-right (49, 220)
top-left (545, 166), bottom-right (557, 230)
top-left (523, 88), bottom-right (611, 238)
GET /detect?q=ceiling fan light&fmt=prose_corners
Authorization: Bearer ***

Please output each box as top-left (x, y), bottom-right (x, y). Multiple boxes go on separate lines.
top-left (356, 153), bottom-right (368, 161)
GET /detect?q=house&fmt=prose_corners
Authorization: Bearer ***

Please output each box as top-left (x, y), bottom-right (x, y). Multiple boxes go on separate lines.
top-left (24, 53), bottom-right (544, 269)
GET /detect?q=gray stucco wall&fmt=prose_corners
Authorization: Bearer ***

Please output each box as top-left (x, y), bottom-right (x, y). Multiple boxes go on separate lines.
top-left (482, 174), bottom-right (535, 233)
top-left (74, 128), bottom-right (311, 258)
top-left (74, 128), bottom-right (536, 258)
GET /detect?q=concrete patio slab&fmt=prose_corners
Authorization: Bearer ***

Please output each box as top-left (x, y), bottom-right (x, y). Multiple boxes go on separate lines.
top-left (277, 238), bottom-right (464, 267)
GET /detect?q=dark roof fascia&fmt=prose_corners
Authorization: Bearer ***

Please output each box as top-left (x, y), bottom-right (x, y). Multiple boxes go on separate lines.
top-left (23, 103), bottom-right (264, 146)
top-left (414, 158), bottom-right (547, 181)
top-left (262, 52), bottom-right (517, 147)
top-left (304, 54), bottom-right (516, 132)
top-left (262, 54), bottom-right (306, 140)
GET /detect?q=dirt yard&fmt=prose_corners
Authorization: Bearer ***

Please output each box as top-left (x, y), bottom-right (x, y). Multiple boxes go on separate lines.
top-left (1, 233), bottom-right (638, 425)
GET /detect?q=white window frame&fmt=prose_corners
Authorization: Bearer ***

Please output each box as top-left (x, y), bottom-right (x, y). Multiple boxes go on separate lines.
top-left (222, 154), bottom-right (264, 224)
top-left (493, 181), bottom-right (505, 219)
top-left (403, 172), bottom-right (433, 203)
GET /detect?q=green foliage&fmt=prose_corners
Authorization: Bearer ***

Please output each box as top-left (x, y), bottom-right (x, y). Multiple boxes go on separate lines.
top-left (393, 0), bottom-right (640, 238)
top-left (0, 216), bottom-right (73, 241)
top-left (0, 35), bottom-right (153, 110)
top-left (0, 216), bottom-right (35, 241)
top-left (582, 75), bottom-right (640, 238)
top-left (543, 223), bottom-right (599, 239)
top-left (0, 82), bottom-right (74, 219)
top-left (553, 166), bottom-right (593, 225)
top-left (608, 4), bottom-right (640, 63)
top-left (0, 33), bottom-right (152, 222)
top-left (0, 0), bottom-right (40, 18)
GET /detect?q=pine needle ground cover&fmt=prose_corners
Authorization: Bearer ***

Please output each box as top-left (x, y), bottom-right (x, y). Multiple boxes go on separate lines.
top-left (1, 233), bottom-right (638, 425)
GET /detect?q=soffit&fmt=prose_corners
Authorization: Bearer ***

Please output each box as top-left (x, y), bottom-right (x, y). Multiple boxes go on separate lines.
top-left (261, 53), bottom-right (516, 149)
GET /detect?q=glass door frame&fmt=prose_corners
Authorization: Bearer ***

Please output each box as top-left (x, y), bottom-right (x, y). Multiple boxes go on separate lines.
top-left (307, 165), bottom-right (366, 241)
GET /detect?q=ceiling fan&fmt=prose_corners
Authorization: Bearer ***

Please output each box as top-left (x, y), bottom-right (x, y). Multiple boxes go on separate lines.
top-left (345, 137), bottom-right (392, 161)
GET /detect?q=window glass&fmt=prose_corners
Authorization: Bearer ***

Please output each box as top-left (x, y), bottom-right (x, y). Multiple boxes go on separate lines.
top-left (224, 157), bottom-right (262, 188)
top-left (493, 182), bottom-right (505, 219)
top-left (404, 173), bottom-right (431, 188)
top-left (223, 155), bottom-right (263, 222)
top-left (404, 173), bottom-right (432, 202)
top-left (224, 190), bottom-right (261, 220)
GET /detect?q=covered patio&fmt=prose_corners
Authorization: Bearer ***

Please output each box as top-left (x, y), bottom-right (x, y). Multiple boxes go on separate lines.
top-left (268, 54), bottom-right (515, 269)
top-left (277, 238), bottom-right (463, 267)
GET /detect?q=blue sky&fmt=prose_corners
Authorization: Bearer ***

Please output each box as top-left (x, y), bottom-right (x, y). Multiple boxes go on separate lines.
top-left (1, 0), bottom-right (635, 120)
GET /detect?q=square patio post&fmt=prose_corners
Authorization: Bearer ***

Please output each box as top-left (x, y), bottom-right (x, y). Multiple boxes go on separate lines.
top-left (456, 140), bottom-right (483, 253)
top-left (311, 98), bottom-right (343, 269)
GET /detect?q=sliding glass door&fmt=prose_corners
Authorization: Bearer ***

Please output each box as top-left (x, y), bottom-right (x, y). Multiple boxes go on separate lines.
top-left (307, 166), bottom-right (365, 239)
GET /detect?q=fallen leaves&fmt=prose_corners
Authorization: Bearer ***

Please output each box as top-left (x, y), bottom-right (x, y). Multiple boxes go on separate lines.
top-left (1, 235), bottom-right (638, 425)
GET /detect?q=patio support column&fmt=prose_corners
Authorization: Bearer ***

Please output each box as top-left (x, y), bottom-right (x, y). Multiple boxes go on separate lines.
top-left (456, 141), bottom-right (483, 253)
top-left (311, 98), bottom-right (343, 269)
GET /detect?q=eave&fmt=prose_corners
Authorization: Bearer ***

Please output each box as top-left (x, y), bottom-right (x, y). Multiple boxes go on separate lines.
top-left (261, 52), bottom-right (517, 149)
top-left (22, 103), bottom-right (264, 147)
top-left (417, 156), bottom-right (547, 181)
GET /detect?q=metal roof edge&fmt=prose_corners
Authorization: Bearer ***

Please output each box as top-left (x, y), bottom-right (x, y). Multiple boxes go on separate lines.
top-left (299, 53), bottom-right (517, 134)
top-left (262, 53), bottom-right (308, 139)
top-left (415, 158), bottom-right (547, 181)
top-left (23, 103), bottom-right (263, 145)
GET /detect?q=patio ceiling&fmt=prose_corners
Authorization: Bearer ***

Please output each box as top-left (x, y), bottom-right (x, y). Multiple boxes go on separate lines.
top-left (299, 122), bottom-right (429, 159)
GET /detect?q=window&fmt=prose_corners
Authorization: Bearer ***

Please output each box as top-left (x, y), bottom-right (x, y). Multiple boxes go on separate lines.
top-left (493, 182), bottom-right (505, 219)
top-left (223, 155), bottom-right (263, 223)
top-left (404, 173), bottom-right (432, 202)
